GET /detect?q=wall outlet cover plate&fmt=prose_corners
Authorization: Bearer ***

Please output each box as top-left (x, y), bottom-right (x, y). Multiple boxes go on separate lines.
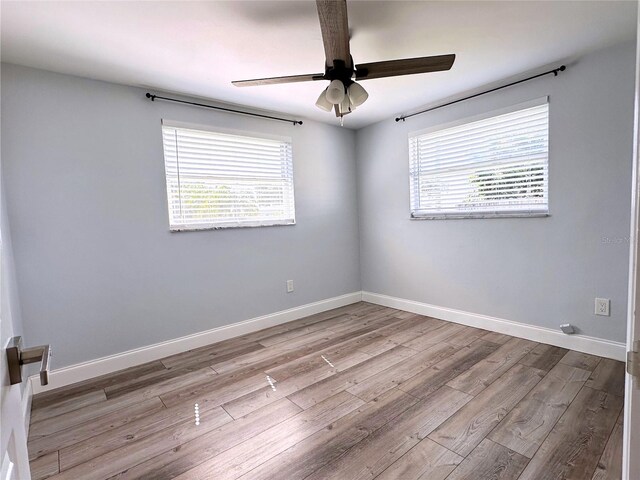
top-left (595, 298), bottom-right (610, 316)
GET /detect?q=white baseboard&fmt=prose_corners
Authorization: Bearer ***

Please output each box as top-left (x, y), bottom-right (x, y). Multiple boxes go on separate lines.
top-left (31, 289), bottom-right (626, 395)
top-left (22, 380), bottom-right (32, 435)
top-left (30, 292), bottom-right (362, 395)
top-left (362, 291), bottom-right (626, 361)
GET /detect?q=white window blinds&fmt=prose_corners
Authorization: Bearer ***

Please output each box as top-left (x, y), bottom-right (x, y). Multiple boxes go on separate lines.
top-left (162, 123), bottom-right (295, 231)
top-left (409, 100), bottom-right (549, 219)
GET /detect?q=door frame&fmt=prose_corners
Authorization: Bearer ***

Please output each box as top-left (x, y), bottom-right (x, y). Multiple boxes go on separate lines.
top-left (623, 7), bottom-right (640, 478)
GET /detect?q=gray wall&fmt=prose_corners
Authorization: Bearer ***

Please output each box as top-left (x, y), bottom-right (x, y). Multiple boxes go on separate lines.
top-left (1, 64), bottom-right (361, 368)
top-left (356, 40), bottom-right (636, 343)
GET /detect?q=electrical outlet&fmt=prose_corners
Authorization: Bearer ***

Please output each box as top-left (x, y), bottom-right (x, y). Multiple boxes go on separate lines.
top-left (286, 280), bottom-right (294, 293)
top-left (595, 298), bottom-right (610, 316)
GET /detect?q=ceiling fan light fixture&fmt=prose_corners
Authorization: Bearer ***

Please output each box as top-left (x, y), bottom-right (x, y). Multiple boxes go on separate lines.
top-left (325, 79), bottom-right (346, 104)
top-left (348, 82), bottom-right (369, 107)
top-left (232, 0), bottom-right (457, 122)
top-left (315, 88), bottom-right (333, 112)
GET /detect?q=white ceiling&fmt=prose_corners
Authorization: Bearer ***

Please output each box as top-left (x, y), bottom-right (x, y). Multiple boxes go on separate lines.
top-left (1, 1), bottom-right (637, 129)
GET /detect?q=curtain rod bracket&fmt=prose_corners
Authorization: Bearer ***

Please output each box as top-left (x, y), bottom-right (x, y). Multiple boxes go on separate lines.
top-left (396, 64), bottom-right (566, 123)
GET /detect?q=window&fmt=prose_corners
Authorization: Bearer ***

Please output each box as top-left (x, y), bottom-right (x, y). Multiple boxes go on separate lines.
top-left (161, 121), bottom-right (295, 231)
top-left (409, 99), bottom-right (549, 219)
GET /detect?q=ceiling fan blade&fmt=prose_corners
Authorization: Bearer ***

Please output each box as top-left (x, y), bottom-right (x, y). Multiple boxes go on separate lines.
top-left (355, 54), bottom-right (455, 80)
top-left (316, 0), bottom-right (351, 68)
top-left (232, 73), bottom-right (324, 87)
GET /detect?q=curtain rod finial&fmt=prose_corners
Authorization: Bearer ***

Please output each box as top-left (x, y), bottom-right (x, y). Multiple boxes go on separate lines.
top-left (554, 65), bottom-right (567, 76)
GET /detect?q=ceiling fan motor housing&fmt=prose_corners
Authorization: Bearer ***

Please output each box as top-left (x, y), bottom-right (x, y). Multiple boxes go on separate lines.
top-left (324, 59), bottom-right (356, 87)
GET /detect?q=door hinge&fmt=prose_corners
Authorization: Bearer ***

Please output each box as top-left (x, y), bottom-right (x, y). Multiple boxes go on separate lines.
top-left (628, 340), bottom-right (640, 380)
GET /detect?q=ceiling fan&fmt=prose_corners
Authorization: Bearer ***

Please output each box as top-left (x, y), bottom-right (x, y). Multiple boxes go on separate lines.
top-left (232, 0), bottom-right (455, 124)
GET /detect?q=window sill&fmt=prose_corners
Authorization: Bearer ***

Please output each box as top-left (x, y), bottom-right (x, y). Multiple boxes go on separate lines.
top-left (170, 220), bottom-right (296, 232)
top-left (410, 213), bottom-right (550, 220)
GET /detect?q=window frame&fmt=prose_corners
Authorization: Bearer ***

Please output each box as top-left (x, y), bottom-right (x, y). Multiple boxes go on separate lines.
top-left (161, 120), bottom-right (296, 232)
top-left (408, 97), bottom-right (550, 220)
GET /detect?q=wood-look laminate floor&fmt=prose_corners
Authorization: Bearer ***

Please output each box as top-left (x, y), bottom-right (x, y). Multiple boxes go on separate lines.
top-left (28, 302), bottom-right (625, 480)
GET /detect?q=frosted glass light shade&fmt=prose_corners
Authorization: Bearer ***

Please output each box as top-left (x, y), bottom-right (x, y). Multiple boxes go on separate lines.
top-left (315, 89), bottom-right (333, 112)
top-left (348, 82), bottom-right (368, 107)
top-left (325, 79), bottom-right (345, 104)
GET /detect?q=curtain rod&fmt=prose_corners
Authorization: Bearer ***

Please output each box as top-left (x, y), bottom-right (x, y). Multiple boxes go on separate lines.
top-left (395, 65), bottom-right (566, 123)
top-left (145, 93), bottom-right (303, 126)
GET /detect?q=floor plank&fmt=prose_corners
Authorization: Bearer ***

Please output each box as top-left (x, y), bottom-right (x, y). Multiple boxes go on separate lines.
top-left (236, 388), bottom-right (418, 480)
top-left (159, 340), bottom-right (264, 371)
top-left (172, 391), bottom-right (364, 480)
top-left (402, 322), bottom-right (467, 351)
top-left (480, 331), bottom-right (512, 345)
top-left (304, 386), bottom-right (472, 480)
top-left (441, 325), bottom-right (489, 347)
top-left (444, 438), bottom-right (528, 480)
top-left (30, 451), bottom-right (59, 480)
top-left (49, 406), bottom-right (232, 479)
top-left (264, 335), bottom-right (373, 382)
top-left (356, 315), bottom-right (441, 356)
top-left (29, 390), bottom-right (107, 424)
top-left (31, 361), bottom-right (167, 410)
top-left (585, 358), bottom-right (626, 397)
top-left (210, 318), bottom-right (399, 377)
top-left (257, 322), bottom-right (339, 347)
top-left (518, 386), bottom-right (623, 480)
top-left (159, 369), bottom-right (273, 410)
top-left (559, 350), bottom-right (602, 371)
top-left (109, 397), bottom-right (301, 480)
top-left (488, 362), bottom-right (591, 458)
top-left (381, 315), bottom-right (448, 346)
top-left (375, 438), bottom-right (462, 480)
top-left (346, 343), bottom-right (458, 402)
top-left (428, 364), bottom-right (545, 456)
top-left (221, 344), bottom-right (371, 418)
top-left (28, 397), bottom-right (165, 461)
top-left (31, 367), bottom-right (217, 438)
top-left (591, 410), bottom-right (624, 480)
top-left (446, 337), bottom-right (537, 395)
top-left (238, 303), bottom-right (382, 345)
top-left (104, 362), bottom-right (224, 400)
top-left (58, 398), bottom-right (225, 470)
top-left (288, 345), bottom-right (415, 409)
top-left (397, 340), bottom-right (500, 399)
top-left (518, 343), bottom-right (569, 372)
